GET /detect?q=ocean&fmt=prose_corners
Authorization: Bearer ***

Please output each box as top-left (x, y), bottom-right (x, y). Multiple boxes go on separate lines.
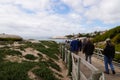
top-left (24, 36), bottom-right (68, 43)
top-left (38, 38), bottom-right (66, 43)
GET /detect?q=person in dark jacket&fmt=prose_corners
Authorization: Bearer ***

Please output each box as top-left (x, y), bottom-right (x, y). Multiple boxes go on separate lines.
top-left (78, 39), bottom-right (82, 51)
top-left (103, 38), bottom-right (116, 74)
top-left (83, 38), bottom-right (95, 64)
top-left (70, 39), bottom-right (80, 55)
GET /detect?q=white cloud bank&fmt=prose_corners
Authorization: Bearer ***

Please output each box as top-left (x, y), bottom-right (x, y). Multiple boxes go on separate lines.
top-left (0, 0), bottom-right (120, 39)
top-left (85, 0), bottom-right (120, 23)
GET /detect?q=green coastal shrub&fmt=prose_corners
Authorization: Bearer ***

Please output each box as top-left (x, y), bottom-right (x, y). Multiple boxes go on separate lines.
top-left (0, 40), bottom-right (62, 80)
top-left (24, 54), bottom-right (37, 60)
top-left (112, 34), bottom-right (120, 44)
top-left (114, 54), bottom-right (120, 63)
top-left (33, 67), bottom-right (59, 80)
top-left (0, 62), bottom-right (36, 80)
top-left (0, 41), bottom-right (14, 45)
top-left (0, 49), bottom-right (22, 62)
top-left (47, 59), bottom-right (61, 71)
top-left (26, 41), bottom-right (59, 60)
top-left (115, 44), bottom-right (120, 52)
top-left (5, 50), bottom-right (22, 56)
top-left (93, 26), bottom-right (120, 43)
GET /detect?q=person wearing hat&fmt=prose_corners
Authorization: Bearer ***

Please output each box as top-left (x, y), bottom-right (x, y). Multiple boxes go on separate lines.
top-left (103, 38), bottom-right (116, 74)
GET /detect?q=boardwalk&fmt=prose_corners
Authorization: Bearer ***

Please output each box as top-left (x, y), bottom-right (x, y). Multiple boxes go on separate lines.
top-left (79, 52), bottom-right (120, 80)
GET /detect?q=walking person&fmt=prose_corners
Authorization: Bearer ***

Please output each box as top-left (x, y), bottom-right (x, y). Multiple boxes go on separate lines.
top-left (103, 38), bottom-right (116, 74)
top-left (78, 39), bottom-right (82, 52)
top-left (83, 38), bottom-right (95, 64)
top-left (82, 38), bottom-right (87, 52)
top-left (70, 38), bottom-right (80, 55)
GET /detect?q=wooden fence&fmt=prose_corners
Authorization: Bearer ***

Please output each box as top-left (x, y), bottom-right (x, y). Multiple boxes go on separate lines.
top-left (95, 48), bottom-right (120, 59)
top-left (59, 43), bottom-right (105, 80)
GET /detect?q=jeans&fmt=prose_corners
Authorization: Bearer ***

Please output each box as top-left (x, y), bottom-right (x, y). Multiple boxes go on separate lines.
top-left (104, 56), bottom-right (115, 73)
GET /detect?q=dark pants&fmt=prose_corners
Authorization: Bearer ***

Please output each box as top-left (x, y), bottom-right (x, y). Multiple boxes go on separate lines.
top-left (85, 54), bottom-right (92, 64)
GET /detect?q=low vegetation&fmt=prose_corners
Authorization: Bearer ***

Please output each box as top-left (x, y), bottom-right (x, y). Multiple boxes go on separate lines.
top-left (33, 64), bottom-right (59, 80)
top-left (93, 26), bottom-right (120, 63)
top-left (24, 54), bottom-right (37, 60)
top-left (93, 26), bottom-right (120, 43)
top-left (0, 40), bottom-right (61, 80)
top-left (0, 38), bottom-right (22, 41)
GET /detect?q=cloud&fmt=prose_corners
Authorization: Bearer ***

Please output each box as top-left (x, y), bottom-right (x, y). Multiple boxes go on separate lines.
top-left (0, 0), bottom-right (84, 37)
top-left (83, 0), bottom-right (99, 7)
top-left (61, 0), bottom-right (84, 13)
top-left (85, 0), bottom-right (120, 24)
top-left (0, 0), bottom-right (120, 39)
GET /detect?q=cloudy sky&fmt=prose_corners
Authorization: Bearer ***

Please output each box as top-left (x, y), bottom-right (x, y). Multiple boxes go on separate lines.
top-left (0, 0), bottom-right (120, 39)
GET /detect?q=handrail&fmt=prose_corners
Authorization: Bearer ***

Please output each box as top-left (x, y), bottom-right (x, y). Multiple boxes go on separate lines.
top-left (95, 48), bottom-right (120, 54)
top-left (59, 43), bottom-right (105, 80)
top-left (94, 48), bottom-right (120, 59)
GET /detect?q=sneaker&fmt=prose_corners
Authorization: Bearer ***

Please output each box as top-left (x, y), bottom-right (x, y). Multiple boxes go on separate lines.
top-left (104, 71), bottom-right (109, 74)
top-left (112, 70), bottom-right (116, 74)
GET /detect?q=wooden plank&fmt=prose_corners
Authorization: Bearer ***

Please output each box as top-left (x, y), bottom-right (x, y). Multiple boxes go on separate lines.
top-left (80, 56), bottom-right (99, 71)
top-left (80, 71), bottom-right (88, 80)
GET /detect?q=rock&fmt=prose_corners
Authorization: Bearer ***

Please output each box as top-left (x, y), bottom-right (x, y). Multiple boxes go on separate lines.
top-left (0, 33), bottom-right (23, 41)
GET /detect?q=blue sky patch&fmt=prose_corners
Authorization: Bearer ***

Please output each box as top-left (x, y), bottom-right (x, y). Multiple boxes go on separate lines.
top-left (16, 4), bottom-right (36, 14)
top-left (51, 2), bottom-right (71, 14)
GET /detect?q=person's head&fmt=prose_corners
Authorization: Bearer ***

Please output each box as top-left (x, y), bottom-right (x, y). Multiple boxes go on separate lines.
top-left (105, 38), bottom-right (111, 45)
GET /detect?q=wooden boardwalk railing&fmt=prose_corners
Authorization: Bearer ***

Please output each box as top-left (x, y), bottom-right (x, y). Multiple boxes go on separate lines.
top-left (59, 43), bottom-right (105, 80)
top-left (94, 48), bottom-right (120, 58)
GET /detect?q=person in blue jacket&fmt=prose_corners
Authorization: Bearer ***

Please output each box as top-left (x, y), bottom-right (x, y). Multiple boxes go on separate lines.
top-left (70, 39), bottom-right (80, 55)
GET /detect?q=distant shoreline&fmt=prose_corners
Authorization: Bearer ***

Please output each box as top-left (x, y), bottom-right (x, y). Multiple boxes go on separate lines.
top-left (27, 37), bottom-right (66, 43)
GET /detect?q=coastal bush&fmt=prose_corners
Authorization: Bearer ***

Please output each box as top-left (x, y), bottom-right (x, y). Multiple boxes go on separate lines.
top-left (112, 34), bottom-right (120, 44)
top-left (18, 42), bottom-right (33, 51)
top-left (0, 49), bottom-right (6, 62)
top-left (24, 54), bottom-right (37, 60)
top-left (47, 59), bottom-right (61, 71)
top-left (5, 49), bottom-right (22, 56)
top-left (0, 62), bottom-right (36, 80)
top-left (0, 40), bottom-right (62, 80)
top-left (0, 41), bottom-right (14, 45)
top-left (37, 53), bottom-right (43, 60)
top-left (114, 54), bottom-right (120, 63)
top-left (0, 48), bottom-right (22, 62)
top-left (40, 41), bottom-right (57, 47)
top-left (93, 26), bottom-right (120, 42)
top-left (33, 67), bottom-right (59, 80)
top-left (37, 48), bottom-right (59, 60)
top-left (29, 41), bottom-right (59, 60)
top-left (115, 44), bottom-right (120, 52)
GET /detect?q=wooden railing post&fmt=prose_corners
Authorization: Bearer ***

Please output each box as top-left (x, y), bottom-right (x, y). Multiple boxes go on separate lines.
top-left (64, 46), bottom-right (67, 63)
top-left (68, 51), bottom-right (72, 76)
top-left (62, 45), bottom-right (65, 61)
top-left (77, 58), bottom-right (80, 80)
top-left (60, 43), bottom-right (62, 58)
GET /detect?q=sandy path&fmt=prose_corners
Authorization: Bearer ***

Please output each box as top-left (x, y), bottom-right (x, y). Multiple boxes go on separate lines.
top-left (57, 58), bottom-right (71, 80)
